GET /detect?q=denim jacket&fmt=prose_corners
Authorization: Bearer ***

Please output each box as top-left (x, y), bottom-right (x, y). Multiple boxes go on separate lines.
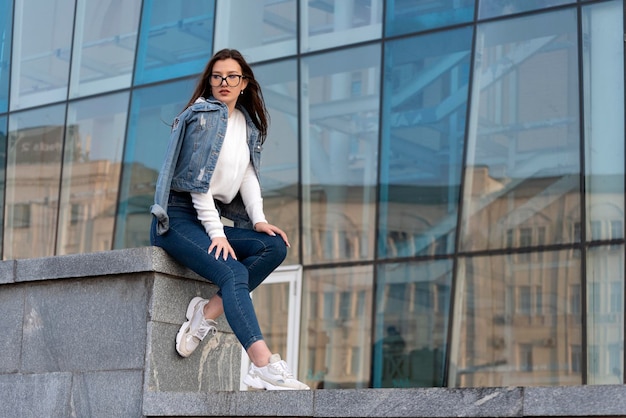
top-left (151, 96), bottom-right (263, 235)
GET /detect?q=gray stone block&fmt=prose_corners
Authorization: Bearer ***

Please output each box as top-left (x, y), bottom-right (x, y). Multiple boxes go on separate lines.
top-left (236, 390), bottom-right (314, 417)
top-left (145, 320), bottom-right (242, 393)
top-left (16, 247), bottom-right (149, 281)
top-left (150, 274), bottom-right (219, 325)
top-left (0, 259), bottom-right (15, 284)
top-left (0, 286), bottom-right (24, 373)
top-left (0, 372), bottom-right (72, 417)
top-left (71, 370), bottom-right (143, 418)
top-left (524, 385), bottom-right (626, 416)
top-left (21, 277), bottom-right (148, 373)
top-left (15, 246), bottom-right (205, 283)
top-left (142, 391), bottom-right (238, 417)
top-left (313, 387), bottom-right (523, 417)
top-left (143, 390), bottom-right (315, 418)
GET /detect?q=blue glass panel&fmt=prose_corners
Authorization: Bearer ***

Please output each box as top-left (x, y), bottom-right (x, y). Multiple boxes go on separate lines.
top-left (583, 0), bottom-right (625, 242)
top-left (0, 0), bottom-right (13, 112)
top-left (386, 0), bottom-right (475, 37)
top-left (5, 105), bottom-right (66, 259)
top-left (301, 45), bottom-right (380, 264)
top-left (587, 245), bottom-right (624, 384)
top-left (452, 251), bottom-right (583, 386)
top-left (479, 0), bottom-right (575, 19)
top-left (134, 0), bottom-right (215, 85)
top-left (69, 0), bottom-right (142, 98)
top-left (373, 260), bottom-right (452, 388)
top-left (10, 0), bottom-right (74, 110)
top-left (303, 0), bottom-right (382, 52)
top-left (214, 0), bottom-right (296, 63)
top-left (253, 59), bottom-right (300, 264)
top-left (460, 9), bottom-right (580, 252)
top-left (379, 27), bottom-right (473, 258)
top-left (114, 79), bottom-right (194, 249)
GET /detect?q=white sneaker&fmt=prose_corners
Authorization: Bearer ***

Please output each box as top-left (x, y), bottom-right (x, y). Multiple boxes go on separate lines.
top-left (243, 354), bottom-right (310, 390)
top-left (175, 297), bottom-right (217, 357)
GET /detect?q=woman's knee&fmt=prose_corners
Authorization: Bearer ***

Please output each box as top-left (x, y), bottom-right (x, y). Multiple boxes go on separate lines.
top-left (266, 236), bottom-right (288, 262)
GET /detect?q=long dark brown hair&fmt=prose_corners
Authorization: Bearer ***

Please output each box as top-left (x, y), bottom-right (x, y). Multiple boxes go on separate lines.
top-left (185, 49), bottom-right (269, 143)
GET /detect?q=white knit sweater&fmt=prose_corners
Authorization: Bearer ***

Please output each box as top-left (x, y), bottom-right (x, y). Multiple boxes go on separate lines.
top-left (191, 109), bottom-right (267, 238)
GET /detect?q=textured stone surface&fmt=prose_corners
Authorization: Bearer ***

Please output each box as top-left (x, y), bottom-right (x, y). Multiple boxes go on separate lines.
top-left (0, 286), bottom-right (24, 374)
top-left (71, 370), bottom-right (144, 418)
top-left (0, 372), bottom-right (72, 417)
top-left (145, 272), bottom-right (240, 394)
top-left (313, 387), bottom-right (523, 417)
top-left (236, 390), bottom-right (315, 417)
top-left (142, 391), bottom-right (238, 417)
top-left (0, 259), bottom-right (15, 284)
top-left (524, 385), bottom-right (626, 416)
top-left (150, 273), bottom-right (219, 325)
top-left (21, 276), bottom-right (149, 373)
top-left (15, 246), bottom-right (204, 282)
top-left (143, 390), bottom-right (317, 417)
top-left (145, 320), bottom-right (242, 393)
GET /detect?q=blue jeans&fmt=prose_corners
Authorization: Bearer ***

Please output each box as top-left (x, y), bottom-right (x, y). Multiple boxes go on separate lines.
top-left (150, 191), bottom-right (287, 350)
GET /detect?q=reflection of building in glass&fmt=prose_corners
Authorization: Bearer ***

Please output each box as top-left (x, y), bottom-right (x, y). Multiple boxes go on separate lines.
top-left (0, 0), bottom-right (623, 390)
top-left (5, 122), bottom-right (117, 258)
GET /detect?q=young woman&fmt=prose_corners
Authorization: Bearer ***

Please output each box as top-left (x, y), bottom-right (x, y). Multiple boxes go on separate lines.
top-left (150, 49), bottom-right (309, 391)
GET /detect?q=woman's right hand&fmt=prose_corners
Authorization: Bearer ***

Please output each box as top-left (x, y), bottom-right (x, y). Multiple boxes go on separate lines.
top-left (209, 237), bottom-right (237, 260)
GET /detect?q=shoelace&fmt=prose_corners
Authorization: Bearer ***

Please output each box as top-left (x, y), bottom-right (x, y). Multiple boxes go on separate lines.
top-left (194, 319), bottom-right (217, 340)
top-left (268, 359), bottom-right (295, 379)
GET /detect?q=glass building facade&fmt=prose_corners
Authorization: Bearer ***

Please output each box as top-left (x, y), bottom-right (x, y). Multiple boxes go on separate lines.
top-left (0, 0), bottom-right (624, 389)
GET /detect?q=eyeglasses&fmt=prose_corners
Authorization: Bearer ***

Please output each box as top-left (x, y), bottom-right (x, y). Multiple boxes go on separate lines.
top-left (209, 74), bottom-right (246, 87)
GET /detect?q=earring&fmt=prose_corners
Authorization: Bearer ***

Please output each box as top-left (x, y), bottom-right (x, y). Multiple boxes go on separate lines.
top-left (240, 90), bottom-right (244, 95)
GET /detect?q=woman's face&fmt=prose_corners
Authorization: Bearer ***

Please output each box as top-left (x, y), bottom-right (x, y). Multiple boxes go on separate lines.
top-left (210, 58), bottom-right (248, 113)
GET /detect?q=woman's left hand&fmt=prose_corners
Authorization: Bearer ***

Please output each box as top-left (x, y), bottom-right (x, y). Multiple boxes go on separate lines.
top-left (254, 222), bottom-right (290, 248)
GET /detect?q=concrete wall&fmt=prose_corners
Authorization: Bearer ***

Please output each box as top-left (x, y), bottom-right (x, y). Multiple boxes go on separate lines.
top-left (1, 247), bottom-right (625, 417)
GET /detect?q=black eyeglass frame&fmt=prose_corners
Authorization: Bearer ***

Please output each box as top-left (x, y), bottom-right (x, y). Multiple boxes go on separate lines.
top-left (209, 74), bottom-right (246, 87)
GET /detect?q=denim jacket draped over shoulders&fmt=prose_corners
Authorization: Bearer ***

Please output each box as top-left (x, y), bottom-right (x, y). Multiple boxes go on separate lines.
top-left (151, 96), bottom-right (263, 235)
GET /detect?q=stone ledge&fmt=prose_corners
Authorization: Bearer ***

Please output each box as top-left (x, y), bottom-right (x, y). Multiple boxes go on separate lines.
top-left (6, 246), bottom-right (204, 283)
top-left (143, 385), bottom-right (626, 417)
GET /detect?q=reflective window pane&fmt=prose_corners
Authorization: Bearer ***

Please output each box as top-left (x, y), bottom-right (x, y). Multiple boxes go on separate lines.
top-left (301, 45), bottom-right (380, 264)
top-left (460, 10), bottom-right (580, 252)
top-left (114, 79), bottom-right (193, 250)
top-left (583, 0), bottom-right (624, 242)
top-left (479, 0), bottom-right (575, 19)
top-left (69, 0), bottom-right (141, 98)
top-left (253, 281), bottom-right (291, 365)
top-left (385, 0), bottom-right (474, 37)
top-left (0, 0), bottom-right (13, 112)
top-left (302, 0), bottom-right (382, 52)
top-left (587, 245), bottom-right (624, 384)
top-left (451, 251), bottom-right (582, 386)
top-left (134, 0), bottom-right (215, 85)
top-left (379, 27), bottom-right (473, 258)
top-left (5, 105), bottom-right (65, 259)
top-left (254, 59), bottom-right (300, 265)
top-left (300, 266), bottom-right (373, 389)
top-left (57, 93), bottom-right (129, 255)
top-left (374, 260), bottom-right (452, 388)
top-left (0, 115), bottom-right (6, 256)
top-left (10, 0), bottom-right (74, 110)
top-left (214, 0), bottom-right (296, 62)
